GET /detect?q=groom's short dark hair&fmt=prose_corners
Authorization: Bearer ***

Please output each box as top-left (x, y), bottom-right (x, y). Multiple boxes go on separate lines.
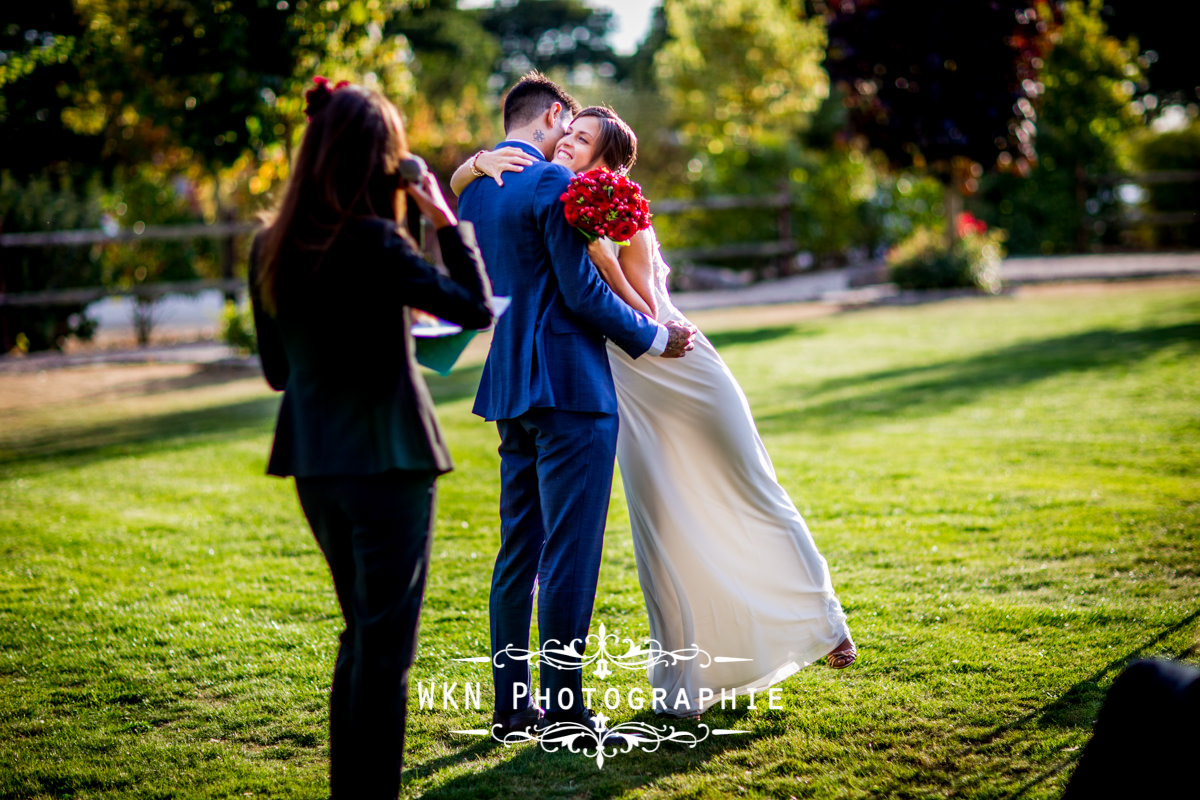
top-left (502, 71), bottom-right (581, 133)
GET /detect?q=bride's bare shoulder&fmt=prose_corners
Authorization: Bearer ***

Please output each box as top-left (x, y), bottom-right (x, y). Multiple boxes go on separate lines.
top-left (616, 228), bottom-right (653, 265)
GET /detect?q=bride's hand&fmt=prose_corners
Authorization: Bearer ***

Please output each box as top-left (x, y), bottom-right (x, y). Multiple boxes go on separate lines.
top-left (586, 238), bottom-right (619, 271)
top-left (476, 147), bottom-right (534, 186)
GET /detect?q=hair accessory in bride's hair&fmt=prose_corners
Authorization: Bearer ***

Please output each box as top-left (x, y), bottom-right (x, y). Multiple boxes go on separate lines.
top-left (305, 76), bottom-right (351, 120)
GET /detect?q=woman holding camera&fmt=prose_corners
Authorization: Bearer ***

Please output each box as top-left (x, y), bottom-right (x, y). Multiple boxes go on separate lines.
top-left (250, 78), bottom-right (493, 800)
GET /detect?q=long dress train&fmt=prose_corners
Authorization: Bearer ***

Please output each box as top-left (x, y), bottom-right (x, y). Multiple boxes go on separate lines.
top-left (606, 230), bottom-right (849, 716)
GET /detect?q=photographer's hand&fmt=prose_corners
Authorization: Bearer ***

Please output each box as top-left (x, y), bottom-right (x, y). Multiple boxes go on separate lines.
top-left (406, 171), bottom-right (457, 229)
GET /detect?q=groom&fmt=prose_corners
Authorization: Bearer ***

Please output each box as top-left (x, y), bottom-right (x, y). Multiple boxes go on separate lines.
top-left (458, 72), bottom-right (695, 737)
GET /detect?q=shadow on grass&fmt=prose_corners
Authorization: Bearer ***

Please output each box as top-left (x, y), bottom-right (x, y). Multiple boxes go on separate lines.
top-left (988, 606), bottom-right (1200, 799)
top-left (757, 323), bottom-right (1200, 433)
top-left (0, 395), bottom-right (281, 475)
top-left (0, 362), bottom-right (485, 475)
top-left (411, 708), bottom-right (760, 798)
top-left (106, 362), bottom-right (266, 398)
top-left (704, 324), bottom-right (815, 350)
top-left (90, 362), bottom-right (266, 401)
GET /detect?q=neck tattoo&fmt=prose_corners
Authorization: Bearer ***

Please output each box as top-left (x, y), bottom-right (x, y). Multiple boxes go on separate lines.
top-left (533, 129), bottom-right (545, 142)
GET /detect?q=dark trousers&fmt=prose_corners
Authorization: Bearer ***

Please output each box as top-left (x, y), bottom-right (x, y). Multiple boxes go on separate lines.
top-left (490, 409), bottom-right (619, 718)
top-left (1063, 658), bottom-right (1200, 798)
top-left (296, 469), bottom-right (437, 800)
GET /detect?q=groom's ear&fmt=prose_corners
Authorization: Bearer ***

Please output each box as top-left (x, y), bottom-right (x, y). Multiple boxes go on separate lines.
top-left (546, 101), bottom-right (563, 127)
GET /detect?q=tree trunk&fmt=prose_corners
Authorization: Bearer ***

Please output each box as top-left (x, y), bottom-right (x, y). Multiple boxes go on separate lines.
top-left (214, 176), bottom-right (237, 304)
top-left (943, 181), bottom-right (963, 249)
top-left (0, 227), bottom-right (9, 353)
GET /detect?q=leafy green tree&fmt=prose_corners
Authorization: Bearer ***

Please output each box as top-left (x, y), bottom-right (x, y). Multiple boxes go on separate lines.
top-left (0, 172), bottom-right (104, 352)
top-left (974, 0), bottom-right (1144, 253)
top-left (650, 0), bottom-right (828, 261)
top-left (1, 3), bottom-right (104, 351)
top-left (390, 0), bottom-right (502, 177)
top-left (1130, 121), bottom-right (1200, 248)
top-left (479, 0), bottom-right (623, 86)
top-left (824, 0), bottom-right (1044, 241)
top-left (1100, 0), bottom-right (1197, 115)
top-left (657, 0), bottom-right (826, 153)
top-left (1, 0), bottom-right (417, 350)
top-left (0, 2), bottom-right (102, 182)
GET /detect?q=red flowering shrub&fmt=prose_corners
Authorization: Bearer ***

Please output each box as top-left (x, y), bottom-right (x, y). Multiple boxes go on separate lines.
top-left (560, 168), bottom-right (652, 243)
top-left (956, 211), bottom-right (988, 239)
top-left (887, 212), bottom-right (1006, 293)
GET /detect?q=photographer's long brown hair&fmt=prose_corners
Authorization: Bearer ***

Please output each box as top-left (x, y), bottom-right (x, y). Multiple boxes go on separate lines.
top-left (256, 84), bottom-right (411, 316)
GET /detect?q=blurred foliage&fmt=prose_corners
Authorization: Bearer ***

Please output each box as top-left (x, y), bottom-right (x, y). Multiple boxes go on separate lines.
top-left (1129, 121), bottom-right (1200, 249)
top-left (1, 0), bottom-right (415, 351)
top-left (1100, 0), bottom-right (1198, 115)
top-left (823, 0), bottom-right (1044, 183)
top-left (973, 0), bottom-right (1144, 254)
top-left (656, 0), bottom-right (826, 149)
top-left (0, 171), bottom-right (102, 351)
top-left (2, 0), bottom-right (413, 185)
top-left (1, 0), bottom-right (1195, 353)
top-left (97, 170), bottom-right (217, 286)
top-left (478, 0), bottom-right (624, 87)
top-left (220, 298), bottom-right (257, 355)
top-left (648, 0), bottom-right (829, 261)
top-left (391, 0), bottom-right (501, 180)
top-left (0, 3), bottom-right (101, 182)
top-left (887, 212), bottom-right (1005, 293)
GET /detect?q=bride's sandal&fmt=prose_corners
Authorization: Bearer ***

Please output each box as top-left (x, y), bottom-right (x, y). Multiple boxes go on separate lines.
top-left (825, 636), bottom-right (857, 669)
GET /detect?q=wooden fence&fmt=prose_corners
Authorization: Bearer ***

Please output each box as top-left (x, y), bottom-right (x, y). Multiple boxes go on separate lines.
top-left (1080, 170), bottom-right (1200, 250)
top-left (2, 170), bottom-right (1195, 313)
top-left (654, 190), bottom-right (798, 270)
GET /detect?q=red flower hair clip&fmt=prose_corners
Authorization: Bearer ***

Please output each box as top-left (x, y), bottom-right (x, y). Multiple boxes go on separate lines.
top-left (305, 76), bottom-right (351, 120)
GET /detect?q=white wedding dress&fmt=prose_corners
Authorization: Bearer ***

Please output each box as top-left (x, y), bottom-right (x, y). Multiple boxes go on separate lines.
top-left (605, 229), bottom-right (850, 716)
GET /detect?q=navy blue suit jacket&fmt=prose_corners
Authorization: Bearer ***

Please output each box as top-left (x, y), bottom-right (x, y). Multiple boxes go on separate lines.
top-left (459, 140), bottom-right (660, 421)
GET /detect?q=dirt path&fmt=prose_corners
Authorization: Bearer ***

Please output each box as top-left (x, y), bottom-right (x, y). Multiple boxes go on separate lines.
top-left (2, 277), bottom-right (1195, 420)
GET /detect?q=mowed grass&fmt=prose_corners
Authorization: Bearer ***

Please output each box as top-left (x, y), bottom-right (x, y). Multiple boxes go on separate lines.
top-left (1, 280), bottom-right (1197, 799)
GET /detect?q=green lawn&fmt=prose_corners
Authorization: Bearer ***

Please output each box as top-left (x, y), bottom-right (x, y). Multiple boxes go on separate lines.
top-left (2, 280), bottom-right (1198, 799)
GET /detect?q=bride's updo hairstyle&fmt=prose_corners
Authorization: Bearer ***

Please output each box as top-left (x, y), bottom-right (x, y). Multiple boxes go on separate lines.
top-left (574, 106), bottom-right (638, 175)
top-left (256, 78), bottom-right (412, 315)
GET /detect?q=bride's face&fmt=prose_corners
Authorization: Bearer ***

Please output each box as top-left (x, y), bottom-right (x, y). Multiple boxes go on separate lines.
top-left (554, 116), bottom-right (604, 173)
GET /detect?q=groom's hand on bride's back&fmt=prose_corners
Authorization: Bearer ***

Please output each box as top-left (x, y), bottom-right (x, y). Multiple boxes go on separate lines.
top-left (661, 320), bottom-right (697, 358)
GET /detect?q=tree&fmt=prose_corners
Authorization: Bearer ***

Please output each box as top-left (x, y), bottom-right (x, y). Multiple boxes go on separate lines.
top-left (824, 0), bottom-right (1044, 241)
top-left (0, 172), bottom-right (104, 352)
top-left (0, 2), bottom-right (104, 182)
top-left (390, 0), bottom-right (502, 178)
top-left (1, 0), bottom-right (417, 351)
top-left (1100, 0), bottom-right (1197, 115)
top-left (973, 0), bottom-right (1144, 253)
top-left (479, 0), bottom-right (624, 86)
top-left (1130, 121), bottom-right (1200, 249)
top-left (1, 3), bottom-right (106, 351)
top-left (650, 0), bottom-right (828, 261)
top-left (657, 0), bottom-right (826, 153)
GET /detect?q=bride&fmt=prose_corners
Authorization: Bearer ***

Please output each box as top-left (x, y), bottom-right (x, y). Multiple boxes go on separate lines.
top-left (452, 107), bottom-right (856, 718)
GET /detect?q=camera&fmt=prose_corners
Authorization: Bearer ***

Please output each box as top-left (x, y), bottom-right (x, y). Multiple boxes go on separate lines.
top-left (397, 155), bottom-right (428, 185)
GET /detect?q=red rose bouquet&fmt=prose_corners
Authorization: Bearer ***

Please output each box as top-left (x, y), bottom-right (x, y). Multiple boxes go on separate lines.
top-left (559, 168), bottom-right (652, 244)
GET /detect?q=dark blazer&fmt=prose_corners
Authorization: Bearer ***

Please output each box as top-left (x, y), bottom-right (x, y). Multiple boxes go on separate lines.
top-left (457, 140), bottom-right (661, 422)
top-left (250, 217), bottom-right (493, 477)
